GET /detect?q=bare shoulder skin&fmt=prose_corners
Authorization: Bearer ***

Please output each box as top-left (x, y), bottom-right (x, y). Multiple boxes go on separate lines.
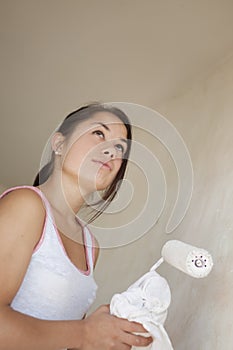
top-left (0, 188), bottom-right (46, 305)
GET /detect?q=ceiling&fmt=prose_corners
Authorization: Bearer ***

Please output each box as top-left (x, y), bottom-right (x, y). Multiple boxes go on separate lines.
top-left (1, 0), bottom-right (233, 187)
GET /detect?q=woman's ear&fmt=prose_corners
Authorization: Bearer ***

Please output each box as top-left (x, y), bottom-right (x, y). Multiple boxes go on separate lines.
top-left (51, 132), bottom-right (65, 155)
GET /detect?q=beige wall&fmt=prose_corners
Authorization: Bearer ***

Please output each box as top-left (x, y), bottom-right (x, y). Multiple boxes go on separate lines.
top-left (1, 1), bottom-right (233, 188)
top-left (1, 2), bottom-right (233, 348)
top-left (157, 54), bottom-right (233, 349)
top-left (90, 53), bottom-right (233, 350)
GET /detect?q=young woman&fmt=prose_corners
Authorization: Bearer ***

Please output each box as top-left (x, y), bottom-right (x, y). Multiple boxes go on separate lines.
top-left (0, 103), bottom-right (152, 350)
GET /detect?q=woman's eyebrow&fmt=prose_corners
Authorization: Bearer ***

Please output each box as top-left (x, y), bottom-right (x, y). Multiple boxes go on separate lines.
top-left (91, 122), bottom-right (110, 131)
top-left (91, 122), bottom-right (128, 144)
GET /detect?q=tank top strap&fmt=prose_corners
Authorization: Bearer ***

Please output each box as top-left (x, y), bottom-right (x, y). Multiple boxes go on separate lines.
top-left (83, 226), bottom-right (95, 273)
top-left (0, 185), bottom-right (38, 198)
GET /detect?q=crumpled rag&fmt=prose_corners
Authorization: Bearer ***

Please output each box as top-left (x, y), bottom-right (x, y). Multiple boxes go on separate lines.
top-left (110, 271), bottom-right (174, 350)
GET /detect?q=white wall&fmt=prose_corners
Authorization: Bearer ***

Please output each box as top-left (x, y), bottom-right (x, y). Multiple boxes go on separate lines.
top-left (157, 53), bottom-right (233, 350)
top-left (91, 53), bottom-right (233, 350)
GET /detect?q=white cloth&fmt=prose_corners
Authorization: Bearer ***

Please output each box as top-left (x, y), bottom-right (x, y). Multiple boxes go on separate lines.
top-left (110, 271), bottom-right (173, 350)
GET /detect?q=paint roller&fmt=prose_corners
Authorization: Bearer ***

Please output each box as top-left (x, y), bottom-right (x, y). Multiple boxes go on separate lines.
top-left (150, 240), bottom-right (213, 278)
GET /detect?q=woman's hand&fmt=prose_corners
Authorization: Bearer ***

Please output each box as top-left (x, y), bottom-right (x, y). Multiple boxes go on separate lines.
top-left (79, 305), bottom-right (153, 350)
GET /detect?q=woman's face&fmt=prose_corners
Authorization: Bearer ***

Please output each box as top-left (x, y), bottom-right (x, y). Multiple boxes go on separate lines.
top-left (58, 111), bottom-right (128, 195)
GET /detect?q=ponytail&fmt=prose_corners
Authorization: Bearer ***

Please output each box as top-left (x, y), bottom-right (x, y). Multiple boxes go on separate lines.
top-left (33, 155), bottom-right (55, 186)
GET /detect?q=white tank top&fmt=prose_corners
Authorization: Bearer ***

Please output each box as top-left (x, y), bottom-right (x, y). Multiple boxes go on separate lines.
top-left (1, 186), bottom-right (98, 320)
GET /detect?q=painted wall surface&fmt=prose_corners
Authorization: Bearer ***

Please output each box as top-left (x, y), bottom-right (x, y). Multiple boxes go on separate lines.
top-left (156, 54), bottom-right (233, 350)
top-left (90, 53), bottom-right (233, 350)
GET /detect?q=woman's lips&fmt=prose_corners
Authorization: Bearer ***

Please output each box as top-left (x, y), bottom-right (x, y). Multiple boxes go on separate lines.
top-left (92, 159), bottom-right (112, 170)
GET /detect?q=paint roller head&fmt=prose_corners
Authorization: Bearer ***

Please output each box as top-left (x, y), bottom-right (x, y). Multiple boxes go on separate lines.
top-left (161, 240), bottom-right (213, 278)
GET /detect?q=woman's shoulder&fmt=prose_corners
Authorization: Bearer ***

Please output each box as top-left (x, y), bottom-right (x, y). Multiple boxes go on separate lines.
top-left (0, 186), bottom-right (46, 240)
top-left (0, 187), bottom-right (47, 305)
top-left (1, 186), bottom-right (45, 212)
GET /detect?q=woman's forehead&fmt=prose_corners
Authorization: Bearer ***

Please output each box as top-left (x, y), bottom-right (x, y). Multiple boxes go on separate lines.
top-left (88, 111), bottom-right (126, 125)
top-left (73, 111), bottom-right (127, 135)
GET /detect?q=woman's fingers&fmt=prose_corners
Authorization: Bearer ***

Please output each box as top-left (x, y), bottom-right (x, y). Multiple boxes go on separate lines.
top-left (123, 332), bottom-right (153, 347)
top-left (82, 306), bottom-right (153, 350)
top-left (115, 317), bottom-right (153, 347)
top-left (118, 318), bottom-right (148, 334)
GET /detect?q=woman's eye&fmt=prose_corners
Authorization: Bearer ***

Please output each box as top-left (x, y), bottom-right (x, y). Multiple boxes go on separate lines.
top-left (93, 130), bottom-right (105, 138)
top-left (115, 143), bottom-right (125, 154)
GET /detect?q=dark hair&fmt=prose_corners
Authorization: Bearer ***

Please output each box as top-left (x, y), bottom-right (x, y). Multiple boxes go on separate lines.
top-left (33, 102), bottom-right (132, 222)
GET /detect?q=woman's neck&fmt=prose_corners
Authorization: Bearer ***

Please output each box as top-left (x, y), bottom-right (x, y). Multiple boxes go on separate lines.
top-left (39, 175), bottom-right (85, 217)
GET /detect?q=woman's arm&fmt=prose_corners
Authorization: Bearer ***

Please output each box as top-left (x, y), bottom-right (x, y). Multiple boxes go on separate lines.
top-left (0, 189), bottom-right (152, 350)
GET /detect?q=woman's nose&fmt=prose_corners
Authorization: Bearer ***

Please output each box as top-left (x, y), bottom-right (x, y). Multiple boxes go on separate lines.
top-left (103, 146), bottom-right (116, 159)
